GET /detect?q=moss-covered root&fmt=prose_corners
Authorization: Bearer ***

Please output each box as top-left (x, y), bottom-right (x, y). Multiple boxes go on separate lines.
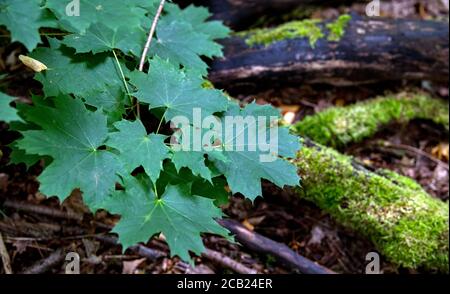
top-left (295, 141), bottom-right (449, 272)
top-left (292, 93), bottom-right (450, 148)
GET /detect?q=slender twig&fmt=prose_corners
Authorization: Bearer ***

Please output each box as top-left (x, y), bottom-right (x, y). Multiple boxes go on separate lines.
top-left (380, 141), bottom-right (449, 171)
top-left (20, 248), bottom-right (64, 274)
top-left (218, 219), bottom-right (336, 274)
top-left (3, 199), bottom-right (83, 222)
top-left (0, 233), bottom-right (12, 274)
top-left (202, 248), bottom-right (258, 274)
top-left (136, 0), bottom-right (166, 118)
top-left (95, 235), bottom-right (165, 261)
top-left (139, 0), bottom-right (166, 72)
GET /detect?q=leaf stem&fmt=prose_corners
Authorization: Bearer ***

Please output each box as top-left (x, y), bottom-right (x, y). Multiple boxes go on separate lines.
top-left (112, 50), bottom-right (136, 117)
top-left (156, 109), bottom-right (167, 134)
top-left (153, 182), bottom-right (159, 199)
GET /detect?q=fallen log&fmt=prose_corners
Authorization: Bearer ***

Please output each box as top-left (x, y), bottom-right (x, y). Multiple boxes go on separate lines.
top-left (210, 17), bottom-right (449, 94)
top-left (218, 218), bottom-right (335, 274)
top-left (294, 138), bottom-right (449, 272)
top-left (293, 93), bottom-right (450, 149)
top-left (177, 0), bottom-right (351, 30)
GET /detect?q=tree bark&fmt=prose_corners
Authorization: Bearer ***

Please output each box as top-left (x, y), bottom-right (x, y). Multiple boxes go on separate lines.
top-left (210, 18), bottom-right (449, 94)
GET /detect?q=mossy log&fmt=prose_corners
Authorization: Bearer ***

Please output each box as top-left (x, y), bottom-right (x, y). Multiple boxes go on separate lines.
top-left (177, 0), bottom-right (349, 30)
top-left (293, 93), bottom-right (450, 148)
top-left (210, 18), bottom-right (449, 94)
top-left (295, 139), bottom-right (449, 272)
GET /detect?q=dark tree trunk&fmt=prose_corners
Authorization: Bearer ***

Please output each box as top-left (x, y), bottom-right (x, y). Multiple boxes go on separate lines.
top-left (209, 18), bottom-right (449, 94)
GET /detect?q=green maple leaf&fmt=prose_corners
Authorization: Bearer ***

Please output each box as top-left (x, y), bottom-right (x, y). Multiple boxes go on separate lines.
top-left (150, 18), bottom-right (224, 75)
top-left (0, 92), bottom-right (21, 123)
top-left (62, 23), bottom-right (146, 56)
top-left (0, 0), bottom-right (42, 51)
top-left (169, 124), bottom-right (228, 182)
top-left (129, 57), bottom-right (228, 121)
top-left (107, 119), bottom-right (170, 182)
top-left (6, 97), bottom-right (50, 168)
top-left (8, 141), bottom-right (42, 169)
top-left (80, 85), bottom-right (127, 124)
top-left (171, 151), bottom-right (212, 182)
top-left (104, 176), bottom-right (230, 261)
top-left (30, 40), bottom-right (126, 97)
top-left (192, 177), bottom-right (230, 206)
top-left (16, 96), bottom-right (123, 209)
top-left (164, 4), bottom-right (230, 40)
top-left (157, 160), bottom-right (229, 206)
top-left (210, 102), bottom-right (301, 200)
top-left (7, 119), bottom-right (44, 169)
top-left (45, 0), bottom-right (147, 33)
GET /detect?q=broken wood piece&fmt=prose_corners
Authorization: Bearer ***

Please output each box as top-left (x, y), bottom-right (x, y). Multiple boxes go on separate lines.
top-left (0, 233), bottom-right (12, 274)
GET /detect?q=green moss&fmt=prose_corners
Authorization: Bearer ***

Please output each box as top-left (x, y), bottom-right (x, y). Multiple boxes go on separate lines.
top-left (296, 143), bottom-right (449, 272)
top-left (243, 14), bottom-right (352, 48)
top-left (326, 14), bottom-right (352, 41)
top-left (244, 19), bottom-right (324, 47)
top-left (377, 169), bottom-right (425, 192)
top-left (292, 93), bottom-right (450, 148)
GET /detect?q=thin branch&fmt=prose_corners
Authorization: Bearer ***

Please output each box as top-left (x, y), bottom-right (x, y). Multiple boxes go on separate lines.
top-left (3, 199), bottom-right (83, 222)
top-left (20, 248), bottom-right (64, 274)
top-left (380, 141), bottom-right (449, 171)
top-left (138, 0), bottom-right (166, 72)
top-left (202, 248), bottom-right (258, 274)
top-left (217, 219), bottom-right (336, 274)
top-left (135, 0), bottom-right (166, 118)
